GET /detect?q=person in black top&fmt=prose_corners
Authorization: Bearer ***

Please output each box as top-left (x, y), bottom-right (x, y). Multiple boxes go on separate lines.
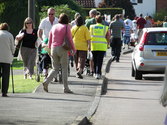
top-left (15, 17), bottom-right (37, 79)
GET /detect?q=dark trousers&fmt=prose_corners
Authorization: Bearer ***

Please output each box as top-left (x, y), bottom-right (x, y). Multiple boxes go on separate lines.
top-left (110, 37), bottom-right (122, 61)
top-left (0, 63), bottom-right (10, 94)
top-left (92, 51), bottom-right (105, 75)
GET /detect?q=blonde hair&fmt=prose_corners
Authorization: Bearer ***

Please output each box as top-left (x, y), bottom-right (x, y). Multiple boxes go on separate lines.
top-left (23, 17), bottom-right (34, 29)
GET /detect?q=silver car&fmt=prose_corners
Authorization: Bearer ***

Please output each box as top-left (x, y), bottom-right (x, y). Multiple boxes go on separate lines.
top-left (131, 27), bottom-right (167, 80)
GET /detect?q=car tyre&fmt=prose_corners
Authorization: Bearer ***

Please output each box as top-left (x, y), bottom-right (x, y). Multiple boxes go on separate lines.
top-left (135, 69), bottom-right (142, 80)
top-left (131, 64), bottom-right (135, 77)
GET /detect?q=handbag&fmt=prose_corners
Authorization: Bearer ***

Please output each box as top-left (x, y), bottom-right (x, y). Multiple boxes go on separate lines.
top-left (62, 25), bottom-right (71, 50)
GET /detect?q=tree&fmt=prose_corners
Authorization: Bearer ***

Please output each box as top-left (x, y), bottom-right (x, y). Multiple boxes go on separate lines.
top-left (99, 0), bottom-right (136, 19)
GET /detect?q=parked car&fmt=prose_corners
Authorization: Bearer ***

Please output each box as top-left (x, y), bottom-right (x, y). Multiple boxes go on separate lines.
top-left (131, 27), bottom-right (167, 80)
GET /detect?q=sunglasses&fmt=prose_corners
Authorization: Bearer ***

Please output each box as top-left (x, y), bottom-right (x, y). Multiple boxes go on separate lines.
top-left (26, 22), bottom-right (32, 24)
top-left (49, 13), bottom-right (54, 15)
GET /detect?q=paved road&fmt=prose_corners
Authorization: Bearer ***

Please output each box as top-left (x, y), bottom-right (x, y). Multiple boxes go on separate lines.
top-left (0, 49), bottom-right (111, 125)
top-left (92, 53), bottom-right (166, 125)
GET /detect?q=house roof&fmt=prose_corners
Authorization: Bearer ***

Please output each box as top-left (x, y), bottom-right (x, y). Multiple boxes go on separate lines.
top-left (75, 0), bottom-right (95, 8)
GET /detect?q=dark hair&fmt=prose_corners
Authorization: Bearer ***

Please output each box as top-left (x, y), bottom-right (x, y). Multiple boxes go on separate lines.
top-left (58, 13), bottom-right (69, 24)
top-left (76, 16), bottom-right (84, 26)
top-left (95, 15), bottom-right (102, 23)
top-left (0, 22), bottom-right (9, 31)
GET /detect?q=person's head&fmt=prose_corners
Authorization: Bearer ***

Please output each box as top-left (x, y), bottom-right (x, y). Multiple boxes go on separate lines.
top-left (95, 15), bottom-right (102, 23)
top-left (23, 17), bottom-right (34, 29)
top-left (0, 23), bottom-right (9, 31)
top-left (47, 8), bottom-right (55, 19)
top-left (58, 13), bottom-right (69, 24)
top-left (74, 13), bottom-right (80, 20)
top-left (76, 16), bottom-right (84, 26)
top-left (89, 9), bottom-right (97, 18)
top-left (139, 13), bottom-right (143, 17)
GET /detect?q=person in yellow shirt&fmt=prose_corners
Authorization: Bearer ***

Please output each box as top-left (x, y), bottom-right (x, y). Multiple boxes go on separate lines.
top-left (71, 16), bottom-right (91, 79)
top-left (90, 15), bottom-right (110, 79)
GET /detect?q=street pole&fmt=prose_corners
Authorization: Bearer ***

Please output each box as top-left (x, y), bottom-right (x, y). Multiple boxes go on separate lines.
top-left (28, 0), bottom-right (35, 24)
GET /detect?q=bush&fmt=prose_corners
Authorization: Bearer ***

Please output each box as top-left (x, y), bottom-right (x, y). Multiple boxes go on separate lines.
top-left (39, 5), bottom-right (77, 21)
top-left (153, 9), bottom-right (167, 22)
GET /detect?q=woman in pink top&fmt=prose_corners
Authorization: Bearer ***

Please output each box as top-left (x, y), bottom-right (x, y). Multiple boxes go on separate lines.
top-left (42, 13), bottom-right (76, 93)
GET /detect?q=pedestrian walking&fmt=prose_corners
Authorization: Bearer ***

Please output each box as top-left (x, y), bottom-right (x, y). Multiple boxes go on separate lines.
top-left (123, 20), bottom-right (133, 49)
top-left (136, 14), bottom-right (146, 36)
top-left (15, 17), bottom-right (37, 79)
top-left (42, 13), bottom-right (76, 93)
top-left (109, 14), bottom-right (124, 62)
top-left (0, 23), bottom-right (15, 97)
top-left (90, 15), bottom-right (110, 79)
top-left (70, 12), bottom-right (80, 27)
top-left (71, 16), bottom-right (91, 79)
top-left (38, 8), bottom-right (58, 77)
top-left (85, 9), bottom-right (98, 76)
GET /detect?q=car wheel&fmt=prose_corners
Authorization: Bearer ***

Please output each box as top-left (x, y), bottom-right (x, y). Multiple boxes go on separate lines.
top-left (131, 64), bottom-right (135, 77)
top-left (135, 69), bottom-right (142, 80)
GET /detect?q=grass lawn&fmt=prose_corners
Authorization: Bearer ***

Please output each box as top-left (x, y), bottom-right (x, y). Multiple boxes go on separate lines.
top-left (12, 58), bottom-right (24, 70)
top-left (8, 75), bottom-right (41, 93)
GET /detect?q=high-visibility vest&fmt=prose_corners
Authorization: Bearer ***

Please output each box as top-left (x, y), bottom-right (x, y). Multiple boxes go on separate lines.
top-left (90, 23), bottom-right (108, 51)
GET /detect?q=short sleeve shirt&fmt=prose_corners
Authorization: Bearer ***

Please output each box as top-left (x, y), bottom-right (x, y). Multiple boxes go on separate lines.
top-left (38, 17), bottom-right (58, 39)
top-left (71, 25), bottom-right (91, 51)
top-left (109, 20), bottom-right (124, 38)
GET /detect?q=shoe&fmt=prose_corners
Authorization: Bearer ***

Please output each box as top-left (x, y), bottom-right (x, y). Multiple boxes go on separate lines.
top-left (116, 60), bottom-right (119, 62)
top-left (42, 82), bottom-right (48, 92)
top-left (71, 62), bottom-right (74, 67)
top-left (93, 73), bottom-right (97, 78)
top-left (76, 72), bottom-right (83, 79)
top-left (64, 89), bottom-right (73, 94)
top-left (89, 71), bottom-right (94, 76)
top-left (24, 74), bottom-right (27, 79)
top-left (95, 74), bottom-right (101, 79)
top-left (2, 93), bottom-right (8, 97)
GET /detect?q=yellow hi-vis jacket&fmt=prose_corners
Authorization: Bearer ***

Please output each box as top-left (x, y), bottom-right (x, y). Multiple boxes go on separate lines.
top-left (90, 23), bottom-right (108, 51)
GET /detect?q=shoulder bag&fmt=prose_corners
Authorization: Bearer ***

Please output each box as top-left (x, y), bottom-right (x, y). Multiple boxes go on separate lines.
top-left (62, 25), bottom-right (71, 50)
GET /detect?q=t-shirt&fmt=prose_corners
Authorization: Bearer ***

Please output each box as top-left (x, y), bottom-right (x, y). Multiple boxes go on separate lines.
top-left (38, 17), bottom-right (58, 39)
top-left (109, 20), bottom-right (124, 38)
top-left (85, 18), bottom-right (96, 29)
top-left (21, 29), bottom-right (38, 48)
top-left (124, 25), bottom-right (131, 37)
top-left (71, 25), bottom-right (91, 51)
top-left (136, 17), bottom-right (146, 29)
top-left (41, 38), bottom-right (48, 54)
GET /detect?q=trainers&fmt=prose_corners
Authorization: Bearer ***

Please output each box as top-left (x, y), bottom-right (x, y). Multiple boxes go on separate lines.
top-left (24, 74), bottom-right (27, 79)
top-left (76, 72), bottom-right (83, 79)
top-left (2, 93), bottom-right (8, 97)
top-left (64, 89), bottom-right (73, 94)
top-left (42, 82), bottom-right (48, 92)
top-left (96, 74), bottom-right (101, 79)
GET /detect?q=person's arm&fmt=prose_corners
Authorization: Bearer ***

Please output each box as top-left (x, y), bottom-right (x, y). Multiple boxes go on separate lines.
top-left (38, 29), bottom-right (43, 41)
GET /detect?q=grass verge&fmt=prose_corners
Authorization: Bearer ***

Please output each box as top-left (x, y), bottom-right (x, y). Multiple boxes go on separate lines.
top-left (8, 75), bottom-right (41, 93)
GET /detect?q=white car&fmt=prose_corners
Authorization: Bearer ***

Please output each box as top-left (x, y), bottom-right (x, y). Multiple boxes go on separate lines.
top-left (131, 27), bottom-right (167, 80)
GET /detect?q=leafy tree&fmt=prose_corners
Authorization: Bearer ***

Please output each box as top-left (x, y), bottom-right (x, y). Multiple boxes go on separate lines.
top-left (39, 5), bottom-right (77, 21)
top-left (99, 0), bottom-right (136, 19)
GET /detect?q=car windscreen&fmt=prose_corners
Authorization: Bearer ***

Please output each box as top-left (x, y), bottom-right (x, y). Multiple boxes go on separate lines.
top-left (145, 32), bottom-right (167, 45)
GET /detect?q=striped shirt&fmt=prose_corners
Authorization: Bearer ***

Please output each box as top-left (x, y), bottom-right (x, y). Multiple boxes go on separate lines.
top-left (124, 25), bottom-right (131, 37)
